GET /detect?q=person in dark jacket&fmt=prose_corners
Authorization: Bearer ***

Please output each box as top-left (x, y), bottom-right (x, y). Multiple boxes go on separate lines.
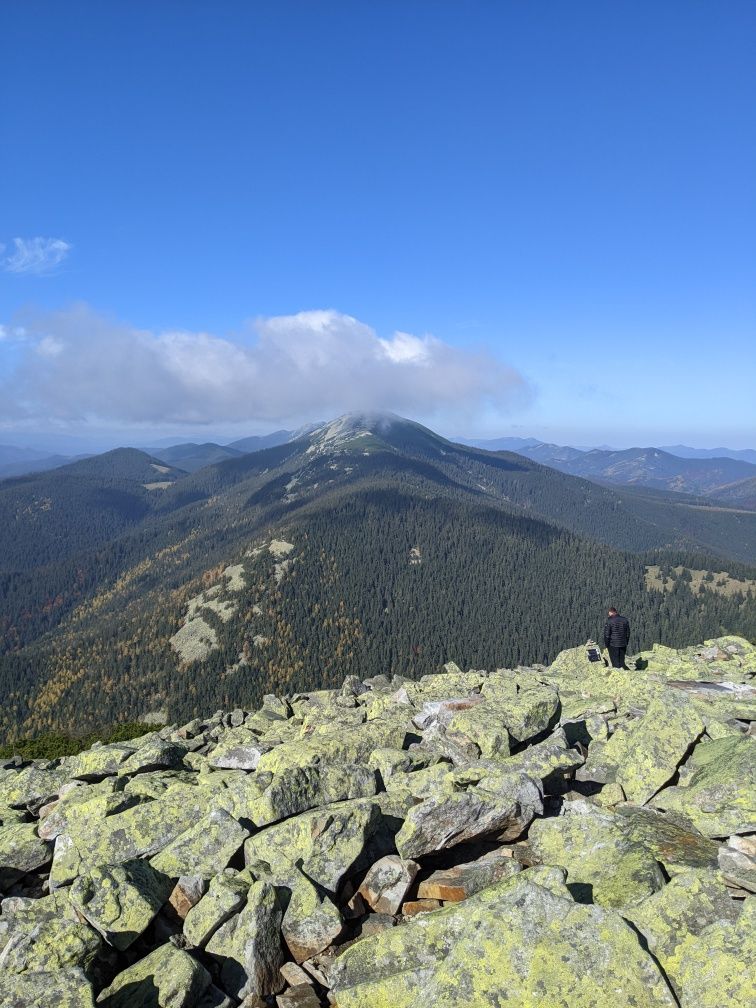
top-left (604, 607), bottom-right (630, 668)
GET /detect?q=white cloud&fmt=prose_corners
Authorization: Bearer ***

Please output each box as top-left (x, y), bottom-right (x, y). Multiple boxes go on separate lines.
top-left (2, 237), bottom-right (71, 275)
top-left (0, 304), bottom-right (533, 427)
top-left (378, 331), bottom-right (433, 364)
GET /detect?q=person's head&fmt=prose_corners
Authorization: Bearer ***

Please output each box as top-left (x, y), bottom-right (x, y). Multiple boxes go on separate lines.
top-left (608, 606), bottom-right (618, 616)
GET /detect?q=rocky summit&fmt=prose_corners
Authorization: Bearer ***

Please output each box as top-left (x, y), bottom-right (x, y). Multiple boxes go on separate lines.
top-left (0, 637), bottom-right (755, 1007)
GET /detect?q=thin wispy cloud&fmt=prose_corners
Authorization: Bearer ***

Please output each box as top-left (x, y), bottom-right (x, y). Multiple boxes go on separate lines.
top-left (2, 237), bottom-right (72, 275)
top-left (0, 304), bottom-right (533, 427)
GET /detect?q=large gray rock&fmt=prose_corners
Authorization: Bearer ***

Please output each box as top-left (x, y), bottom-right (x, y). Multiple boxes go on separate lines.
top-left (0, 765), bottom-right (68, 809)
top-left (184, 870), bottom-right (250, 948)
top-left (0, 822), bottom-right (52, 888)
top-left (119, 739), bottom-right (190, 776)
top-left (244, 798), bottom-right (394, 896)
top-left (150, 808), bottom-right (250, 879)
top-left (0, 967), bottom-right (94, 1008)
top-left (69, 859), bottom-right (174, 950)
top-left (650, 735), bottom-right (756, 837)
top-left (0, 916), bottom-right (101, 975)
top-left (395, 770), bottom-right (542, 858)
top-left (672, 896), bottom-right (755, 1007)
top-left (206, 881), bottom-right (284, 1000)
top-left (330, 869), bottom-right (678, 1007)
top-left (622, 868), bottom-right (742, 1001)
top-left (600, 696), bottom-right (704, 804)
top-left (248, 763), bottom-right (376, 827)
top-left (50, 787), bottom-right (216, 886)
top-left (528, 799), bottom-right (665, 908)
top-left (96, 943), bottom-right (211, 1007)
top-left (279, 869), bottom-right (343, 963)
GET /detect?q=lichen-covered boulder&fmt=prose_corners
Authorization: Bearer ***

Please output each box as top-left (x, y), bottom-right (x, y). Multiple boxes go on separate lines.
top-left (150, 808), bottom-right (249, 879)
top-left (383, 762), bottom-right (454, 808)
top-left (50, 786), bottom-right (216, 886)
top-left (255, 716), bottom-right (411, 775)
top-left (244, 798), bottom-right (394, 896)
top-left (395, 770), bottom-right (541, 858)
top-left (0, 967), bottom-right (94, 1008)
top-left (0, 822), bottom-right (52, 888)
top-left (601, 695), bottom-right (704, 803)
top-left (615, 805), bottom-right (720, 875)
top-left (96, 943), bottom-right (211, 1008)
top-left (398, 668), bottom-right (485, 705)
top-left (69, 859), bottom-right (173, 950)
top-left (0, 765), bottom-right (68, 809)
top-left (444, 701), bottom-right (511, 759)
top-left (330, 869), bottom-right (678, 1007)
top-left (183, 870), bottom-right (249, 948)
top-left (122, 771), bottom-right (198, 800)
top-left (479, 677), bottom-right (559, 742)
top-left (650, 734), bottom-right (756, 837)
top-left (37, 780), bottom-right (131, 841)
top-left (248, 762), bottom-right (376, 827)
top-left (62, 745), bottom-right (134, 781)
top-left (119, 739), bottom-right (189, 776)
top-left (498, 728), bottom-right (583, 784)
top-left (528, 799), bottom-right (665, 908)
top-left (366, 747), bottom-right (432, 781)
top-left (671, 895), bottom-right (756, 1007)
top-left (278, 869), bottom-right (343, 963)
top-left (206, 728), bottom-right (271, 770)
top-left (205, 881), bottom-right (284, 1000)
top-left (0, 917), bottom-right (101, 975)
top-left (623, 868), bottom-right (742, 998)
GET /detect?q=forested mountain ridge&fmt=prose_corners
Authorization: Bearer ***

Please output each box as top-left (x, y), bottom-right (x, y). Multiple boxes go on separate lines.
top-left (466, 438), bottom-right (756, 501)
top-left (0, 413), bottom-right (754, 743)
top-left (0, 448), bottom-right (186, 571)
top-left (710, 474), bottom-right (756, 511)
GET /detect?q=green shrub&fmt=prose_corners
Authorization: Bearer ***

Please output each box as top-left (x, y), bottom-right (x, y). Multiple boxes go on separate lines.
top-left (0, 722), bottom-right (163, 761)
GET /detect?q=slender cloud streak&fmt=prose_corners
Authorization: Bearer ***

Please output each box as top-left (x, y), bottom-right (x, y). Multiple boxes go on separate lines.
top-left (2, 237), bottom-right (72, 274)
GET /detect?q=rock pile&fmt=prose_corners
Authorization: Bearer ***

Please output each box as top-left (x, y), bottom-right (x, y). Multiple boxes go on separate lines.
top-left (0, 635), bottom-right (754, 1007)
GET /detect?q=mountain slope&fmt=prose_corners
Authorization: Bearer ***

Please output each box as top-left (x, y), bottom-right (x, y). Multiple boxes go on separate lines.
top-left (0, 448), bottom-right (186, 570)
top-left (558, 446), bottom-right (756, 496)
top-left (0, 453), bottom-right (78, 480)
top-left (154, 441), bottom-right (244, 472)
top-left (662, 444), bottom-right (756, 465)
top-left (712, 475), bottom-right (756, 511)
top-left (491, 441), bottom-right (756, 499)
top-left (226, 429), bottom-right (293, 452)
top-left (1, 413), bottom-right (755, 742)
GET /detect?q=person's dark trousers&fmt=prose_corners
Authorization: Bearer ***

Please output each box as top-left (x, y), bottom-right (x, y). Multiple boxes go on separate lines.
top-left (608, 646), bottom-right (626, 669)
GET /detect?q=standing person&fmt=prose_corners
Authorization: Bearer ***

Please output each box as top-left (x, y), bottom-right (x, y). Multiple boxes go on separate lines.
top-left (604, 607), bottom-right (630, 669)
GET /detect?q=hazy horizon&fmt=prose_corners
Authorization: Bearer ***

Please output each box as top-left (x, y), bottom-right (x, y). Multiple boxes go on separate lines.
top-left (0, 412), bottom-right (754, 459)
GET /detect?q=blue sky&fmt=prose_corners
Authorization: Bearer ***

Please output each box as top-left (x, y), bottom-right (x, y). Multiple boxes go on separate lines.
top-left (1, 1), bottom-right (754, 449)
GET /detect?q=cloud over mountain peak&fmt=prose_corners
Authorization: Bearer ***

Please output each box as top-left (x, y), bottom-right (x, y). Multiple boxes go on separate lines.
top-left (0, 304), bottom-right (532, 428)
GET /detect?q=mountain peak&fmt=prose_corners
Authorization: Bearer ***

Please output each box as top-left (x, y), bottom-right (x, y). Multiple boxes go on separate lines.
top-left (312, 411), bottom-right (403, 438)
top-left (305, 412), bottom-right (424, 454)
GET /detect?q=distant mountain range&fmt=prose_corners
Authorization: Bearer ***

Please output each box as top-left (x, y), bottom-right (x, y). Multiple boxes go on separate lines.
top-left (1, 412), bottom-right (754, 743)
top-left (5, 431), bottom-right (754, 497)
top-left (660, 444), bottom-right (756, 465)
top-left (461, 439), bottom-right (756, 506)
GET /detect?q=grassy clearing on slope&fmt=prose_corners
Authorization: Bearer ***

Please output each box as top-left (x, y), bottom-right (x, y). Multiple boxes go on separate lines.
top-left (645, 565), bottom-right (756, 598)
